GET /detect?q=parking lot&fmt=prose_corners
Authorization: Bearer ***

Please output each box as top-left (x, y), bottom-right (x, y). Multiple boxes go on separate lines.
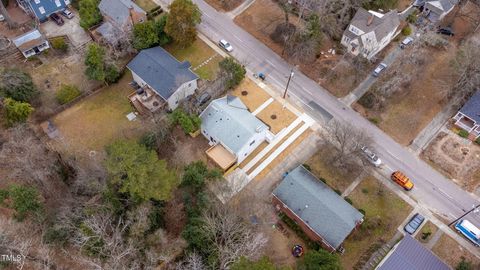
top-left (40, 9), bottom-right (91, 47)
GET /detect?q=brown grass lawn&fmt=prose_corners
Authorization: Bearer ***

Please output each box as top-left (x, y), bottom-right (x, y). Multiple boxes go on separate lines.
top-left (304, 145), bottom-right (363, 193)
top-left (432, 234), bottom-right (480, 268)
top-left (204, 0), bottom-right (244, 12)
top-left (165, 39), bottom-right (222, 80)
top-left (415, 221), bottom-right (438, 243)
top-left (52, 72), bottom-right (150, 153)
top-left (342, 176), bottom-right (413, 269)
top-left (256, 101), bottom-right (297, 134)
top-left (231, 78), bottom-right (271, 111)
top-left (135, 0), bottom-right (159, 11)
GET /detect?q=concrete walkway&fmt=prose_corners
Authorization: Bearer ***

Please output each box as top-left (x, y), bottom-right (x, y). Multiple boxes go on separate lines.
top-left (425, 229), bottom-right (444, 250)
top-left (252, 97), bottom-right (274, 115)
top-left (410, 105), bottom-right (457, 153)
top-left (341, 171), bottom-right (366, 198)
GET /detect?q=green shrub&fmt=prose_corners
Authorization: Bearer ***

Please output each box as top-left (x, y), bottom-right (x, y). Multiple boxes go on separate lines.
top-left (104, 64), bottom-right (121, 84)
top-left (4, 98), bottom-right (34, 126)
top-left (369, 117), bottom-right (380, 125)
top-left (170, 108), bottom-right (201, 134)
top-left (0, 189), bottom-right (8, 205)
top-left (334, 189), bottom-right (341, 195)
top-left (361, 188), bottom-right (369, 194)
top-left (458, 130), bottom-right (469, 138)
top-left (406, 11), bottom-right (418, 24)
top-left (44, 226), bottom-right (69, 246)
top-left (359, 209), bottom-right (366, 215)
top-left (476, 137), bottom-right (480, 145)
top-left (302, 164), bottom-right (312, 171)
top-left (421, 231), bottom-right (431, 240)
top-left (50, 37), bottom-right (68, 52)
top-left (6, 185), bottom-right (42, 221)
top-left (56, 84), bottom-right (81, 104)
top-left (279, 213), bottom-right (320, 250)
top-left (358, 92), bottom-right (377, 109)
top-left (402, 26), bottom-right (412, 36)
top-left (344, 197), bottom-right (353, 205)
top-left (219, 57), bottom-right (246, 89)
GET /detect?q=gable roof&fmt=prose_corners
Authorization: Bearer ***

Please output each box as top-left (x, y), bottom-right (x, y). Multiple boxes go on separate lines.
top-left (200, 96), bottom-right (268, 154)
top-left (347, 8), bottom-right (400, 41)
top-left (28, 0), bottom-right (69, 21)
top-left (425, 0), bottom-right (457, 14)
top-left (127, 47), bottom-right (198, 100)
top-left (377, 235), bottom-right (450, 270)
top-left (459, 91), bottom-right (480, 123)
top-left (12, 29), bottom-right (47, 51)
top-left (99, 0), bottom-right (145, 27)
top-left (272, 166), bottom-right (364, 249)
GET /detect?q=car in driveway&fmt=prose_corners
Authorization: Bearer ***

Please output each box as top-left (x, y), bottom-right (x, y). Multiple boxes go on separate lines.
top-left (61, 8), bottom-right (74, 19)
top-left (49, 13), bottom-right (64, 26)
top-left (218, 39), bottom-right (233, 52)
top-left (372, 63), bottom-right (387, 77)
top-left (404, 213), bottom-right (425, 235)
top-left (437, 27), bottom-right (454, 36)
top-left (400, 37), bottom-right (413, 49)
top-left (360, 146), bottom-right (382, 167)
top-left (196, 92), bottom-right (211, 107)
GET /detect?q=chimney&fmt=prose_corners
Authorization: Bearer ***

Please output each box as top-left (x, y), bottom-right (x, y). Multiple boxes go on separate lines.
top-left (367, 14), bottom-right (374, 26)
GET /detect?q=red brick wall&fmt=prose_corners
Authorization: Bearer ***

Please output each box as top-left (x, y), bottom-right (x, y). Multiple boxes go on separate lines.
top-left (272, 195), bottom-right (336, 252)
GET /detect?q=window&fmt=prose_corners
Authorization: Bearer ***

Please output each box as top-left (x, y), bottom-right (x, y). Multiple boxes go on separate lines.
top-left (249, 140), bottom-right (255, 146)
top-left (55, 0), bottom-right (61, 7)
top-left (39, 6), bottom-right (45, 14)
top-left (34, 0), bottom-right (40, 4)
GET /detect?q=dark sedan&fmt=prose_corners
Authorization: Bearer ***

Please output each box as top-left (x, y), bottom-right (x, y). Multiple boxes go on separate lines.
top-left (49, 13), bottom-right (64, 26)
top-left (404, 213), bottom-right (425, 235)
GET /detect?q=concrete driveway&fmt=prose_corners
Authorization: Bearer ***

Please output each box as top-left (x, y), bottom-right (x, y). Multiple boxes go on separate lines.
top-left (40, 10), bottom-right (91, 48)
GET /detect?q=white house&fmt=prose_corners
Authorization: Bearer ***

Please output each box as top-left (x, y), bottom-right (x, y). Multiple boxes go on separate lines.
top-left (453, 91), bottom-right (480, 141)
top-left (200, 96), bottom-right (269, 170)
top-left (415, 0), bottom-right (458, 22)
top-left (341, 8), bottom-right (400, 60)
top-left (126, 46), bottom-right (198, 112)
top-left (12, 29), bottom-right (50, 58)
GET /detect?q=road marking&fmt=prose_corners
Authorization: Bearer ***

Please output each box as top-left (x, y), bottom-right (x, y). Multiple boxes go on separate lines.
top-left (449, 213), bottom-right (456, 218)
top-left (270, 76), bottom-right (282, 86)
top-left (304, 89), bottom-right (313, 95)
top-left (437, 188), bottom-right (453, 199)
top-left (265, 59), bottom-right (275, 66)
top-left (233, 34), bottom-right (243, 42)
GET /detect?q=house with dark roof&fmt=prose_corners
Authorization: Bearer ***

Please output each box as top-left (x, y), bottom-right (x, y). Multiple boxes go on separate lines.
top-left (415, 0), bottom-right (458, 22)
top-left (453, 91), bottom-right (480, 141)
top-left (272, 165), bottom-right (364, 252)
top-left (96, 0), bottom-right (146, 45)
top-left (376, 235), bottom-right (450, 270)
top-left (16, 0), bottom-right (70, 22)
top-left (200, 95), bottom-right (269, 170)
top-left (126, 46), bottom-right (199, 112)
top-left (341, 8), bottom-right (400, 60)
top-left (12, 29), bottom-right (50, 58)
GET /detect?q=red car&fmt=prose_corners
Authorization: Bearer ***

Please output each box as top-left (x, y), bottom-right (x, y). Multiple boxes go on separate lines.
top-left (49, 13), bottom-right (64, 26)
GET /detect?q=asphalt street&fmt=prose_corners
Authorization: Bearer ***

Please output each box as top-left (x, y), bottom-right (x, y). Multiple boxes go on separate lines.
top-left (192, 0), bottom-right (480, 230)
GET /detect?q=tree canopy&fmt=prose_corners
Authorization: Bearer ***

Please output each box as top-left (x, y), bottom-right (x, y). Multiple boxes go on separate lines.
top-left (105, 140), bottom-right (178, 201)
top-left (85, 43), bottom-right (120, 84)
top-left (182, 161), bottom-right (221, 191)
top-left (165, 0), bottom-right (201, 47)
top-left (132, 17), bottom-right (172, 50)
top-left (219, 57), bottom-right (246, 89)
top-left (79, 0), bottom-right (102, 29)
top-left (297, 250), bottom-right (342, 270)
top-left (0, 184), bottom-right (42, 221)
top-left (3, 98), bottom-right (34, 126)
top-left (0, 68), bottom-right (37, 102)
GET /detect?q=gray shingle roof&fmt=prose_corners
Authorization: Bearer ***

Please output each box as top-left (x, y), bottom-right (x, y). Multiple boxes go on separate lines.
top-left (459, 90), bottom-right (480, 123)
top-left (127, 47), bottom-right (198, 100)
top-left (273, 166), bottom-right (364, 249)
top-left (12, 29), bottom-right (46, 51)
top-left (377, 235), bottom-right (450, 270)
top-left (425, 0), bottom-right (457, 14)
top-left (346, 8), bottom-right (400, 41)
top-left (200, 96), bottom-right (268, 154)
top-left (99, 0), bottom-right (145, 26)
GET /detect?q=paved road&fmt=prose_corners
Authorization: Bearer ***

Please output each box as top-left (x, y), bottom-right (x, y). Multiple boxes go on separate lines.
top-left (191, 0), bottom-right (480, 230)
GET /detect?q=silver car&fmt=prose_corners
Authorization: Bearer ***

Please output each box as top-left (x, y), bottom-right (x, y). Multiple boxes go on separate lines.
top-left (372, 63), bottom-right (387, 77)
top-left (360, 146), bottom-right (382, 167)
top-left (218, 39), bottom-right (233, 52)
top-left (61, 9), bottom-right (74, 19)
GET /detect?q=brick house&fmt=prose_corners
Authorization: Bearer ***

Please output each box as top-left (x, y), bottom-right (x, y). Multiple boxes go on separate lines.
top-left (272, 165), bottom-right (364, 252)
top-left (453, 91), bottom-right (480, 141)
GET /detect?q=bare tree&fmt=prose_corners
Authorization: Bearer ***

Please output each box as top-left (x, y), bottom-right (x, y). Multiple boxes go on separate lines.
top-left (175, 252), bottom-right (206, 270)
top-left (199, 204), bottom-right (268, 269)
top-left (0, 0), bottom-right (16, 29)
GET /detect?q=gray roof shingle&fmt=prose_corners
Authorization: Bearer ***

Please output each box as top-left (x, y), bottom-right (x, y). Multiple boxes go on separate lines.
top-left (273, 166), bottom-right (364, 249)
top-left (99, 0), bottom-right (145, 26)
top-left (127, 47), bottom-right (198, 100)
top-left (346, 8), bottom-right (400, 41)
top-left (459, 90), bottom-right (480, 123)
top-left (377, 235), bottom-right (450, 270)
top-left (200, 96), bottom-right (268, 154)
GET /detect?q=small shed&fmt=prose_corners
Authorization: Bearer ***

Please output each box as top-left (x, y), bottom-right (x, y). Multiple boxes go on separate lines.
top-left (12, 29), bottom-right (50, 58)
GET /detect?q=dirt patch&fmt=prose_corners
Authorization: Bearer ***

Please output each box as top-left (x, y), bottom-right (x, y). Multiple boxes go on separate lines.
top-left (304, 143), bottom-right (363, 193)
top-left (416, 221), bottom-right (439, 243)
top-left (234, 0), bottom-right (359, 97)
top-left (204, 0), bottom-right (244, 12)
top-left (342, 176), bottom-right (413, 269)
top-left (421, 131), bottom-right (480, 192)
top-left (441, 1), bottom-right (480, 42)
top-left (231, 78), bottom-right (271, 111)
top-left (432, 234), bottom-right (480, 268)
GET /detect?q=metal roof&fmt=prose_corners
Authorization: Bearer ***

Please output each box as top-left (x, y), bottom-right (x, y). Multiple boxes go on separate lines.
top-left (200, 95), bottom-right (268, 154)
top-left (12, 29), bottom-right (47, 51)
top-left (126, 46), bottom-right (198, 100)
top-left (377, 235), bottom-right (450, 270)
top-left (272, 166), bottom-right (364, 249)
top-left (99, 0), bottom-right (145, 27)
top-left (459, 91), bottom-right (480, 123)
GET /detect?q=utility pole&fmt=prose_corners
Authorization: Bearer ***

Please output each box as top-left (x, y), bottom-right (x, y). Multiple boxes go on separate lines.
top-left (448, 204), bottom-right (480, 227)
top-left (283, 68), bottom-right (294, 99)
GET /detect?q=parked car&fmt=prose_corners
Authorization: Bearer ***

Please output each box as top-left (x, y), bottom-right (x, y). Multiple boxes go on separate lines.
top-left (400, 37), bottom-right (413, 49)
top-left (49, 13), bottom-right (64, 25)
top-left (372, 63), bottom-right (387, 77)
top-left (0, 14), bottom-right (4, 22)
top-left (218, 39), bottom-right (233, 52)
top-left (437, 27), bottom-right (454, 36)
top-left (360, 146), bottom-right (382, 167)
top-left (196, 92), bottom-right (211, 107)
top-left (61, 8), bottom-right (74, 19)
top-left (404, 213), bottom-right (425, 235)
top-left (455, 219), bottom-right (480, 247)
top-left (391, 171), bottom-right (414, 191)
